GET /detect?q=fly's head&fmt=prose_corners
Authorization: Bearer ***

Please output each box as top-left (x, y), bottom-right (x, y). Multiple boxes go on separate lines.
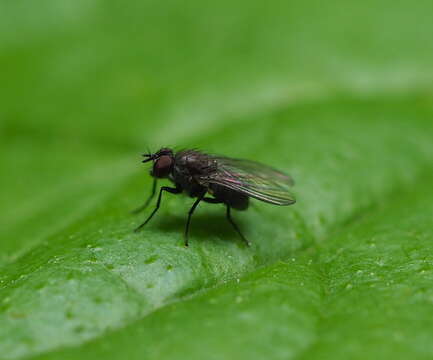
top-left (142, 148), bottom-right (174, 178)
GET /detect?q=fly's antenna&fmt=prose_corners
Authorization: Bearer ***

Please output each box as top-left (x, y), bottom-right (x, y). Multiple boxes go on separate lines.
top-left (142, 146), bottom-right (156, 163)
top-left (142, 153), bottom-right (155, 163)
top-left (142, 155), bottom-right (154, 163)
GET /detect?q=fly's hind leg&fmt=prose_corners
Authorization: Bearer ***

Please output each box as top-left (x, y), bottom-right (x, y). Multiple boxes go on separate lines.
top-left (204, 197), bottom-right (251, 247)
top-left (226, 205), bottom-right (251, 246)
top-left (202, 197), bottom-right (223, 204)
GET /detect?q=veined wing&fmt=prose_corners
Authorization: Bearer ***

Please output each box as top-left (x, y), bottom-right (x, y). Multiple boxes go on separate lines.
top-left (198, 156), bottom-right (296, 206)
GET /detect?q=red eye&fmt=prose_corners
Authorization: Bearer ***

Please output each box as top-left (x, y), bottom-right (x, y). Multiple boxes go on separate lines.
top-left (153, 155), bottom-right (173, 178)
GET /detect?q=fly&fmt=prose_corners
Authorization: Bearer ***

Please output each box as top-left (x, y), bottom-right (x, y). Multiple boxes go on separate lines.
top-left (133, 148), bottom-right (296, 247)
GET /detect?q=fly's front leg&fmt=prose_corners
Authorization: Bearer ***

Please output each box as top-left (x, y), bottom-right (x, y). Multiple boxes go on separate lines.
top-left (134, 185), bottom-right (182, 232)
top-left (131, 178), bottom-right (157, 214)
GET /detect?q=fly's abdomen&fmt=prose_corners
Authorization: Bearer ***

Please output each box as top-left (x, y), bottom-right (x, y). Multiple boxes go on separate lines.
top-left (210, 184), bottom-right (249, 210)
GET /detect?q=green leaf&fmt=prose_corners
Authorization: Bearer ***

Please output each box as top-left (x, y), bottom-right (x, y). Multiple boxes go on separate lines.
top-left (1, 1), bottom-right (433, 359)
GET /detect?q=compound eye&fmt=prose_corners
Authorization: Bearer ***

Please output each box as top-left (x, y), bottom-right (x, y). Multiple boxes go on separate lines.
top-left (153, 155), bottom-right (173, 178)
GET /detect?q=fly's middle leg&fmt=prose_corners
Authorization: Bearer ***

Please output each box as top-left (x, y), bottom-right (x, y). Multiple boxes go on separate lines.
top-left (184, 192), bottom-right (206, 247)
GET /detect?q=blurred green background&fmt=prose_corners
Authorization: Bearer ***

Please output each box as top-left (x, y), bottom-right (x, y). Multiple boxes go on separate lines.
top-left (1, 1), bottom-right (433, 359)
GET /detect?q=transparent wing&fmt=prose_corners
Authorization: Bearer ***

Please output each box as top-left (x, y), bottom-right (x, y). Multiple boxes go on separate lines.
top-left (198, 156), bottom-right (296, 206)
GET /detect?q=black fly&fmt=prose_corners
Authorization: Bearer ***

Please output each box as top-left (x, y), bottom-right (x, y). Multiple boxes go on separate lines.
top-left (133, 148), bottom-right (296, 247)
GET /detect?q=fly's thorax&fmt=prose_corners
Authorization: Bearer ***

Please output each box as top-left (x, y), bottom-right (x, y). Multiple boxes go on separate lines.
top-left (172, 154), bottom-right (210, 197)
top-left (175, 150), bottom-right (218, 176)
top-left (171, 162), bottom-right (193, 193)
top-left (172, 162), bottom-right (188, 183)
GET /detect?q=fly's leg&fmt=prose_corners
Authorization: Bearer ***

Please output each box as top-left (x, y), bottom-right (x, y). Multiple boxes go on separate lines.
top-left (184, 192), bottom-right (206, 247)
top-left (204, 197), bottom-right (250, 246)
top-left (226, 205), bottom-right (251, 246)
top-left (203, 197), bottom-right (222, 204)
top-left (134, 185), bottom-right (182, 232)
top-left (131, 178), bottom-right (157, 214)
